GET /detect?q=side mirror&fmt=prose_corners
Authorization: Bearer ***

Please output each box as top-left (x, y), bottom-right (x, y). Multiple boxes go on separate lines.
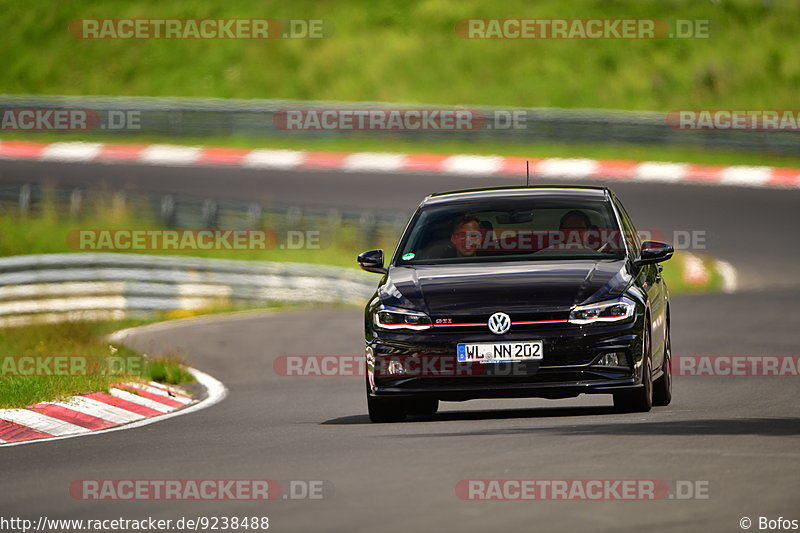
top-left (358, 249), bottom-right (388, 274)
top-left (634, 241), bottom-right (674, 266)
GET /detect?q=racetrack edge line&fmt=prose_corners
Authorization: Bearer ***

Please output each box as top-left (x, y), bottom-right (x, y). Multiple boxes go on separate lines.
top-left (0, 367), bottom-right (227, 448)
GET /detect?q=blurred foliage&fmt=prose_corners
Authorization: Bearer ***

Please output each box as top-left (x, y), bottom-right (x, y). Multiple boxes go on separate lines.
top-left (0, 191), bottom-right (401, 267)
top-left (1, 0), bottom-right (798, 110)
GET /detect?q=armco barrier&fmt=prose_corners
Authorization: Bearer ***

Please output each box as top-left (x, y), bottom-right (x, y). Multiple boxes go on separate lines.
top-left (0, 253), bottom-right (377, 327)
top-left (1, 95), bottom-right (798, 154)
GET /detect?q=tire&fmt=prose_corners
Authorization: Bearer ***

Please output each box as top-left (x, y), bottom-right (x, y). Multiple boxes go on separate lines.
top-left (366, 377), bottom-right (406, 423)
top-left (405, 398), bottom-right (439, 416)
top-left (653, 323), bottom-right (672, 407)
top-left (614, 326), bottom-right (653, 413)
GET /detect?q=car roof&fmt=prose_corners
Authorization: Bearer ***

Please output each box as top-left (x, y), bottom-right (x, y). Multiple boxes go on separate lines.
top-left (421, 185), bottom-right (611, 206)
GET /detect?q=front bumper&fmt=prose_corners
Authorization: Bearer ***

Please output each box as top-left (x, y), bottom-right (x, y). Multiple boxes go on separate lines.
top-left (367, 317), bottom-right (645, 401)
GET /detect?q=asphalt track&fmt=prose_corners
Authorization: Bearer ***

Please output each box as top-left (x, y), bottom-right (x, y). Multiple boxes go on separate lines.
top-left (2, 159), bottom-right (799, 532)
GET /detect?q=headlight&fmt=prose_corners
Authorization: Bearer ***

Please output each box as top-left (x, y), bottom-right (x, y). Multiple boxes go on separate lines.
top-left (569, 297), bottom-right (635, 325)
top-left (374, 306), bottom-right (432, 331)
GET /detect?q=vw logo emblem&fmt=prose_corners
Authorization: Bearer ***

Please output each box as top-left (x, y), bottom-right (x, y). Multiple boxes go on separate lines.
top-left (488, 312), bottom-right (511, 335)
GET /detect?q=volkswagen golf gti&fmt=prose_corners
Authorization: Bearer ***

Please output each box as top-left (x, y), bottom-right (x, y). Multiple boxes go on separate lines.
top-left (358, 186), bottom-right (674, 422)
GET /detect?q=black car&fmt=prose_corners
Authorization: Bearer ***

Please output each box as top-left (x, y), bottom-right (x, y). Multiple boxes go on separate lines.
top-left (358, 186), bottom-right (673, 422)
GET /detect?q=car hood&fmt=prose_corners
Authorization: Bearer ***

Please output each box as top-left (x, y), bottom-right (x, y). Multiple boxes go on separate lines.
top-left (379, 260), bottom-right (633, 315)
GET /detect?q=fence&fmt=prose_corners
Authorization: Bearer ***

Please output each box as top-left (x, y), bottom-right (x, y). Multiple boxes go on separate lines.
top-left (0, 182), bottom-right (409, 251)
top-left (2, 95), bottom-right (798, 154)
top-left (0, 253), bottom-right (377, 327)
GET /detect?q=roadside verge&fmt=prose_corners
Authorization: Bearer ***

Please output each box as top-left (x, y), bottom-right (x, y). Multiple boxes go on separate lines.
top-left (0, 367), bottom-right (226, 447)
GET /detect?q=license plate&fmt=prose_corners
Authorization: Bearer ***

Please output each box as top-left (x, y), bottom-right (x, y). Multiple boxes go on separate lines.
top-left (456, 341), bottom-right (544, 363)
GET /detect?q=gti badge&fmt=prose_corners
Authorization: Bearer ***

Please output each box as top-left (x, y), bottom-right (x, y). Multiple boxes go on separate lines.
top-left (488, 312), bottom-right (511, 335)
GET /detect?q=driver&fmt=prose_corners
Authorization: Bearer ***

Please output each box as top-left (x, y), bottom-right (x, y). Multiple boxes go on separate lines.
top-left (559, 210), bottom-right (591, 232)
top-left (556, 209), bottom-right (601, 250)
top-left (419, 214), bottom-right (482, 259)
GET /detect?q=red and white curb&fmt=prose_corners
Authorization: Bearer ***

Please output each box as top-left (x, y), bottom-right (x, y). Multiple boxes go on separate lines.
top-left (1, 140), bottom-right (800, 189)
top-left (0, 368), bottom-right (226, 447)
top-left (715, 260), bottom-right (738, 293)
top-left (681, 253), bottom-right (738, 293)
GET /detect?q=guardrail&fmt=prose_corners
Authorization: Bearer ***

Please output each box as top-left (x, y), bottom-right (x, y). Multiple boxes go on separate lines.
top-left (1, 95), bottom-right (798, 154)
top-left (0, 253), bottom-right (377, 327)
top-left (0, 182), bottom-right (409, 250)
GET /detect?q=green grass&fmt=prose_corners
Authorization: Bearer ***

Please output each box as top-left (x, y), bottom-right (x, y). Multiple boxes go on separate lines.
top-left (0, 194), bottom-right (400, 268)
top-left (2, 0), bottom-right (799, 111)
top-left (146, 356), bottom-right (195, 385)
top-left (660, 254), bottom-right (722, 294)
top-left (0, 215), bottom-right (394, 268)
top-left (0, 320), bottom-right (194, 409)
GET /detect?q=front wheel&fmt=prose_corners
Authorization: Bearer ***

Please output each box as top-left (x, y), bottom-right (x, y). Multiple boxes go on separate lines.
top-left (653, 324), bottom-right (672, 406)
top-left (614, 328), bottom-right (653, 413)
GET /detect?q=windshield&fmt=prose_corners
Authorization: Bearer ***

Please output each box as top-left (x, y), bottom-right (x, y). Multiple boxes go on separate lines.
top-left (394, 196), bottom-right (627, 265)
